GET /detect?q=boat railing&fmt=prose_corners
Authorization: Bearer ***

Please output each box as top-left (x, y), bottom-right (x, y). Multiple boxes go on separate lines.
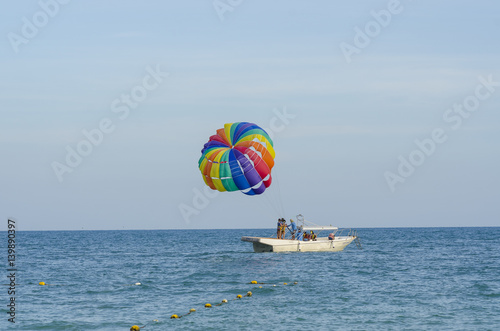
top-left (336, 228), bottom-right (356, 237)
top-left (333, 228), bottom-right (362, 249)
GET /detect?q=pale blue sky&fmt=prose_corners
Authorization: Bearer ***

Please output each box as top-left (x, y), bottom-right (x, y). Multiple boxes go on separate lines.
top-left (1, 0), bottom-right (499, 230)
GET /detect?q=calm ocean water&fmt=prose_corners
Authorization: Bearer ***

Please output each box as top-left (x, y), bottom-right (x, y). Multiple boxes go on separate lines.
top-left (2, 227), bottom-right (499, 330)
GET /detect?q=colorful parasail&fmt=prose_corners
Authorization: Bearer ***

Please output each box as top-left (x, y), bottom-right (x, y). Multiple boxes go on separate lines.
top-left (199, 122), bottom-right (275, 195)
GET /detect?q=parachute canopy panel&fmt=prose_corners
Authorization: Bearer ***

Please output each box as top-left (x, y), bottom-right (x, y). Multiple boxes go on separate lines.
top-left (199, 122), bottom-right (275, 196)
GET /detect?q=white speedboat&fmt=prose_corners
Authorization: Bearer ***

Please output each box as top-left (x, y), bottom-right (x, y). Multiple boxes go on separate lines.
top-left (241, 214), bottom-right (360, 253)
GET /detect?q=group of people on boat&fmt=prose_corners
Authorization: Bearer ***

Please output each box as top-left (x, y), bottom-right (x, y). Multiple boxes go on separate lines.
top-left (303, 231), bottom-right (317, 241)
top-left (276, 218), bottom-right (317, 241)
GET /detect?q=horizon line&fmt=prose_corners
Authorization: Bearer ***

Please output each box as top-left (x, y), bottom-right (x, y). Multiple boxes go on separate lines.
top-left (5, 225), bottom-right (500, 232)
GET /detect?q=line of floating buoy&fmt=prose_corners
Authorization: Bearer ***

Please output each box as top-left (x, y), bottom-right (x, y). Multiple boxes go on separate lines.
top-left (171, 307), bottom-right (196, 320)
top-left (128, 280), bottom-right (297, 330)
top-left (170, 291), bottom-right (253, 319)
top-left (214, 299), bottom-right (228, 307)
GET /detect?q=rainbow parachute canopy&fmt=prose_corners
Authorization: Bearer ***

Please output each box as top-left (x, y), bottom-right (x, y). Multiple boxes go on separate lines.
top-left (199, 122), bottom-right (275, 196)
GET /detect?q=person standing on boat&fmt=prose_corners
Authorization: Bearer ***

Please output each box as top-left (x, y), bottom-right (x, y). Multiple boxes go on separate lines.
top-left (289, 219), bottom-right (297, 240)
top-left (276, 218), bottom-right (282, 239)
top-left (280, 219), bottom-right (286, 239)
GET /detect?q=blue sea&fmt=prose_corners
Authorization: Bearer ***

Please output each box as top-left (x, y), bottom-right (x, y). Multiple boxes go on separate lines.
top-left (2, 227), bottom-right (500, 330)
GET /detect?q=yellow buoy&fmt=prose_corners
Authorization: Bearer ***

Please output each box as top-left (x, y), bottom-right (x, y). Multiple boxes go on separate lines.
top-left (237, 295), bottom-right (243, 299)
top-left (284, 283), bottom-right (288, 285)
top-left (222, 299), bottom-right (228, 303)
top-left (190, 308), bottom-right (196, 313)
top-left (251, 280), bottom-right (258, 284)
top-left (205, 303), bottom-right (212, 308)
top-left (294, 282), bottom-right (298, 285)
top-left (130, 326), bottom-right (141, 331)
top-left (259, 286), bottom-right (262, 289)
top-left (170, 314), bottom-right (179, 319)
top-left (39, 282), bottom-right (45, 286)
top-left (247, 291), bottom-right (252, 297)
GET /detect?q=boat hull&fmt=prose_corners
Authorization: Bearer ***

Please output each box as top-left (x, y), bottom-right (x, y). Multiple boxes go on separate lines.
top-left (241, 236), bottom-right (356, 253)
